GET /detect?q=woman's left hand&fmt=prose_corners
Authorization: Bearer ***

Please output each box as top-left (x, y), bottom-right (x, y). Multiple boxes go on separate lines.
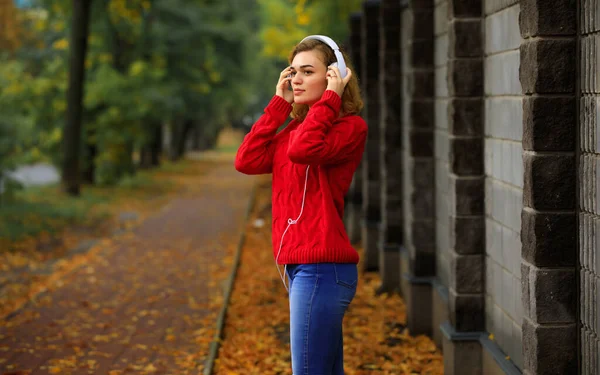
top-left (326, 66), bottom-right (352, 97)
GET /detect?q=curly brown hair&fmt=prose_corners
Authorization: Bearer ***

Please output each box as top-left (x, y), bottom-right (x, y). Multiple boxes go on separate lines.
top-left (288, 38), bottom-right (364, 122)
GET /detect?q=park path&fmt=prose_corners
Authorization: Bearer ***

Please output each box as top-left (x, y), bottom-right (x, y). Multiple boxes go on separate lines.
top-left (0, 155), bottom-right (255, 375)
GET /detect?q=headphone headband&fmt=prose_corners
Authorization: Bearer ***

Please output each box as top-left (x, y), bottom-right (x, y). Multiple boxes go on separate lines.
top-left (299, 35), bottom-right (348, 79)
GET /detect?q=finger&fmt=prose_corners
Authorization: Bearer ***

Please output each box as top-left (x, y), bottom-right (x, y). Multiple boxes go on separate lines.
top-left (342, 68), bottom-right (352, 85)
top-left (280, 66), bottom-right (293, 77)
top-left (280, 76), bottom-right (291, 87)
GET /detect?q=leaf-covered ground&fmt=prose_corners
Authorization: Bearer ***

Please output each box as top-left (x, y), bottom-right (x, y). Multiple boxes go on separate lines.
top-left (0, 136), bottom-right (257, 373)
top-left (215, 177), bottom-right (444, 375)
top-left (0, 161), bottom-right (194, 319)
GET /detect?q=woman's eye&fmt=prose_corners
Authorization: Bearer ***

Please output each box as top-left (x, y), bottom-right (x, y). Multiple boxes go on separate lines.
top-left (304, 71), bottom-right (313, 75)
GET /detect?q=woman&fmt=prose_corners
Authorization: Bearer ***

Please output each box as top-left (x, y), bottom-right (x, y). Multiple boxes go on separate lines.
top-left (234, 35), bottom-right (367, 374)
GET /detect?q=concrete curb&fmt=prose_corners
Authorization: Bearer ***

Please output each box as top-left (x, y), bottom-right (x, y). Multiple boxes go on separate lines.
top-left (203, 180), bottom-right (258, 375)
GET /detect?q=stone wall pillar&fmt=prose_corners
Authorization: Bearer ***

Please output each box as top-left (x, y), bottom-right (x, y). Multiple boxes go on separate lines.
top-left (440, 1), bottom-right (486, 374)
top-left (580, 0), bottom-right (600, 373)
top-left (345, 12), bottom-right (364, 245)
top-left (519, 1), bottom-right (578, 374)
top-left (400, 0), bottom-right (436, 335)
top-left (361, 0), bottom-right (381, 272)
top-left (377, 0), bottom-right (403, 293)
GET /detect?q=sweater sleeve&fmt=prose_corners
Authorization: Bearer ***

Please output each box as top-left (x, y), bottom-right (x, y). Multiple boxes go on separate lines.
top-left (287, 90), bottom-right (367, 165)
top-left (234, 95), bottom-right (292, 175)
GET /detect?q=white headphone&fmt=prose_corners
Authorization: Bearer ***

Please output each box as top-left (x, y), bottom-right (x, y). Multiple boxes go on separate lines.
top-left (299, 35), bottom-right (348, 79)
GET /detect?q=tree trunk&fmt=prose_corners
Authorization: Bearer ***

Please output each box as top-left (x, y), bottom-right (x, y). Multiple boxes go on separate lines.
top-left (81, 127), bottom-right (96, 183)
top-left (151, 123), bottom-right (162, 166)
top-left (61, 0), bottom-right (92, 196)
top-left (140, 121), bottom-right (162, 169)
top-left (170, 120), bottom-right (193, 161)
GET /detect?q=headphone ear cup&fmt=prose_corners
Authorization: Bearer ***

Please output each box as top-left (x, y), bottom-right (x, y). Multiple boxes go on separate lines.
top-left (300, 35), bottom-right (348, 78)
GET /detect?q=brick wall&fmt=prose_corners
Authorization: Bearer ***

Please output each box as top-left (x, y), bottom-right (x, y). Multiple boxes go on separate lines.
top-left (434, 0), bottom-right (450, 290)
top-left (345, 12), bottom-right (364, 245)
top-left (400, 0), bottom-right (436, 336)
top-left (482, 0), bottom-right (523, 368)
top-left (377, 0), bottom-right (403, 292)
top-left (361, 0), bottom-right (382, 272)
top-left (520, 0), bottom-right (578, 373)
top-left (580, 0), bottom-right (600, 372)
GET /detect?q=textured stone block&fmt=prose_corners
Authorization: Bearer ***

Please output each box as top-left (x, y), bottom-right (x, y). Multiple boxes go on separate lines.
top-left (412, 191), bottom-right (434, 220)
top-left (448, 59), bottom-right (484, 97)
top-left (432, 285), bottom-right (449, 348)
top-left (523, 266), bottom-right (577, 323)
top-left (450, 176), bottom-right (485, 215)
top-left (521, 263), bottom-right (531, 317)
top-left (413, 9), bottom-right (435, 40)
top-left (412, 71), bottom-right (435, 97)
top-left (363, 0), bottom-right (382, 23)
top-left (413, 158), bottom-right (435, 189)
top-left (447, 0), bottom-right (482, 18)
top-left (519, 0), bottom-right (576, 37)
top-left (521, 210), bottom-right (577, 267)
top-left (407, 281), bottom-right (433, 335)
top-left (410, 249), bottom-right (436, 277)
top-left (345, 203), bottom-right (362, 245)
top-left (522, 318), bottom-right (577, 374)
top-left (448, 99), bottom-right (483, 136)
top-left (523, 96), bottom-right (576, 151)
top-left (410, 130), bottom-right (434, 157)
top-left (361, 219), bottom-right (380, 272)
top-left (520, 38), bottom-right (576, 94)
top-left (523, 153), bottom-right (576, 210)
top-left (443, 335), bottom-right (483, 375)
top-left (384, 222), bottom-right (404, 245)
top-left (448, 20), bottom-right (483, 58)
top-left (450, 137), bottom-right (484, 175)
top-left (450, 216), bottom-right (485, 254)
top-left (377, 245), bottom-right (401, 293)
top-left (411, 0), bottom-right (434, 10)
top-left (412, 39), bottom-right (434, 66)
top-left (411, 100), bottom-right (435, 129)
top-left (449, 290), bottom-right (484, 331)
top-left (450, 253), bottom-right (484, 293)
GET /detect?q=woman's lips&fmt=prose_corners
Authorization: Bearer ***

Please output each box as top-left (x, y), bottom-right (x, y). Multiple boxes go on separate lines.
top-left (293, 89), bottom-right (304, 94)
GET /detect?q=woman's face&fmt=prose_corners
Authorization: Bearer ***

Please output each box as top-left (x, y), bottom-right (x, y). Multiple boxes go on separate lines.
top-left (290, 50), bottom-right (328, 107)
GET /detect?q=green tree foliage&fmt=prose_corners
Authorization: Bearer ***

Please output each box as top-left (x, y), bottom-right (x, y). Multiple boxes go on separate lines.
top-left (258, 0), bottom-right (363, 61)
top-left (0, 0), bottom-right (361, 189)
top-left (1, 0), bottom-right (266, 186)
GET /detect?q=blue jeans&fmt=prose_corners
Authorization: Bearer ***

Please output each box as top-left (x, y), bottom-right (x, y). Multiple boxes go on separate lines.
top-left (286, 263), bottom-right (358, 375)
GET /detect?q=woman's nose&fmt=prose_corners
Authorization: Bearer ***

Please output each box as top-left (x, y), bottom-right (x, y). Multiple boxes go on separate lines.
top-left (291, 74), bottom-right (301, 85)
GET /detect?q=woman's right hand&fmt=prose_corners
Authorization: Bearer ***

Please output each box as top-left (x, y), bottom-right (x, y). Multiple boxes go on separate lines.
top-left (275, 66), bottom-right (294, 104)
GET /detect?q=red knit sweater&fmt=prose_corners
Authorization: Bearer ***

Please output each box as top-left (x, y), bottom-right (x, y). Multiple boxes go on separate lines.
top-left (235, 90), bottom-right (367, 265)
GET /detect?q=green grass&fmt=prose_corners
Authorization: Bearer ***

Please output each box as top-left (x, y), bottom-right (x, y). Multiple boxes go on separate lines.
top-left (0, 184), bottom-right (112, 242)
top-left (0, 162), bottom-right (180, 243)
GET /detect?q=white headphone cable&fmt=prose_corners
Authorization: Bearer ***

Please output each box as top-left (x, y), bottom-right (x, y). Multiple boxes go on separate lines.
top-left (275, 165), bottom-right (310, 291)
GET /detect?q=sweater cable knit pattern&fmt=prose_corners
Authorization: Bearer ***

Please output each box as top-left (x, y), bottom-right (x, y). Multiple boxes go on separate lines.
top-left (235, 90), bottom-right (368, 265)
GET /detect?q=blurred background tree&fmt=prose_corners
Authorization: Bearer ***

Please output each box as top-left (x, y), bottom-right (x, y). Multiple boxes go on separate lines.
top-left (0, 0), bottom-right (361, 195)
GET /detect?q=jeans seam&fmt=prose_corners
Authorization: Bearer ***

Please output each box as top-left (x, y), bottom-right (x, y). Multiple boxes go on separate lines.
top-left (334, 264), bottom-right (356, 289)
top-left (304, 264), bottom-right (319, 374)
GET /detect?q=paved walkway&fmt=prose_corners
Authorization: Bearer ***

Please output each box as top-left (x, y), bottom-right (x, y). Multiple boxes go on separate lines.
top-left (0, 158), bottom-right (255, 374)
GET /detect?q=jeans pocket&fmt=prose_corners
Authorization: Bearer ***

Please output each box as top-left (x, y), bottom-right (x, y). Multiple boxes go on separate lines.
top-left (333, 263), bottom-right (358, 290)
